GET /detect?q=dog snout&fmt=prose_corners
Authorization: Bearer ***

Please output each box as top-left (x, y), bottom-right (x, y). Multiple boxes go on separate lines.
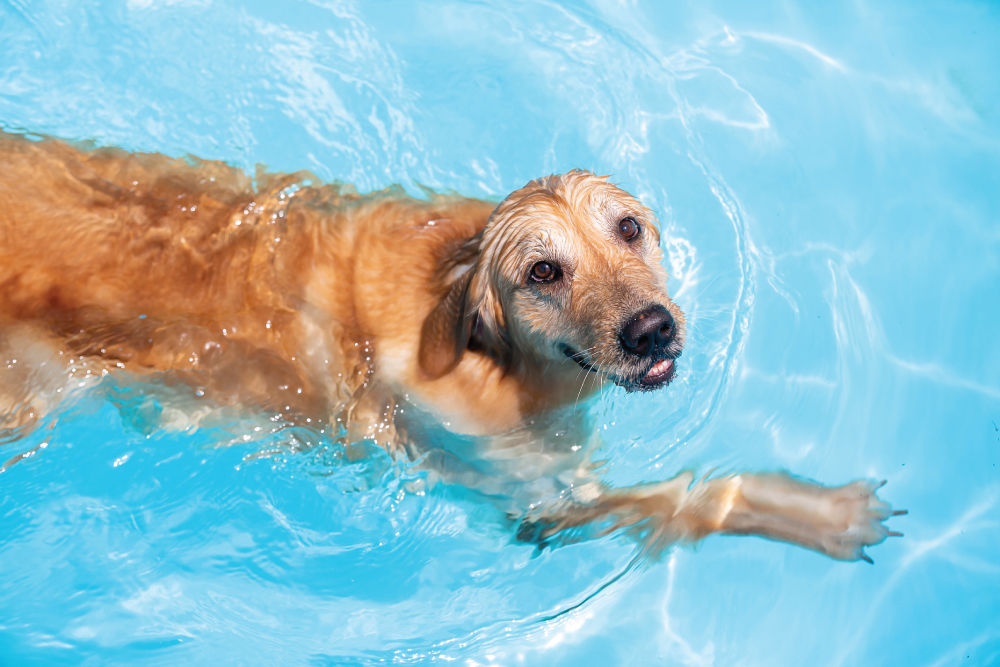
top-left (619, 305), bottom-right (674, 358)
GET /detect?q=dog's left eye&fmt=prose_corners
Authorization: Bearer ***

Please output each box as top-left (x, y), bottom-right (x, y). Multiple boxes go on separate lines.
top-left (618, 216), bottom-right (640, 241)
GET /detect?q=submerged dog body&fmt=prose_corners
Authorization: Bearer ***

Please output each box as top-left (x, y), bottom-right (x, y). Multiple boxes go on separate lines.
top-left (0, 131), bottom-right (901, 561)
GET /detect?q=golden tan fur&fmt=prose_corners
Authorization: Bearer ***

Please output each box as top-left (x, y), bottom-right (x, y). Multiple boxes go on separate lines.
top-left (0, 131), bottom-right (902, 561)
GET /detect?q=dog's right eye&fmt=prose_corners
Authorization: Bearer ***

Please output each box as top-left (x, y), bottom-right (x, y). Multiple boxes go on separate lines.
top-left (529, 261), bottom-right (560, 283)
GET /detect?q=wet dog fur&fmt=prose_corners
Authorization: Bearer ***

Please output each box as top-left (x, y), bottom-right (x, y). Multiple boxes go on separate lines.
top-left (0, 131), bottom-right (902, 561)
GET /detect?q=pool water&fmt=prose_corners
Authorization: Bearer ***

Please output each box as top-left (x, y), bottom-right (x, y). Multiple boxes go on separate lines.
top-left (1, 1), bottom-right (998, 664)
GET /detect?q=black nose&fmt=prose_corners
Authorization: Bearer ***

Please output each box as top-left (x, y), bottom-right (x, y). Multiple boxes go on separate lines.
top-left (619, 305), bottom-right (674, 358)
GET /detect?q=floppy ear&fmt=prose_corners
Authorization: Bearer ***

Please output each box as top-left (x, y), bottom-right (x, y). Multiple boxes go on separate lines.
top-left (466, 271), bottom-right (511, 368)
top-left (418, 269), bottom-right (474, 379)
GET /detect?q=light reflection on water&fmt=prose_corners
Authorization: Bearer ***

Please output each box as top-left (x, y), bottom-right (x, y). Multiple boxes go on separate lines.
top-left (1, 0), bottom-right (998, 664)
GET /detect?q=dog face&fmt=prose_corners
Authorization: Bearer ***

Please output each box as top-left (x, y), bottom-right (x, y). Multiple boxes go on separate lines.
top-left (464, 170), bottom-right (685, 392)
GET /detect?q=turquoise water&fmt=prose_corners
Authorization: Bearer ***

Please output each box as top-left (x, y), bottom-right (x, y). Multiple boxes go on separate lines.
top-left (1, 1), bottom-right (998, 664)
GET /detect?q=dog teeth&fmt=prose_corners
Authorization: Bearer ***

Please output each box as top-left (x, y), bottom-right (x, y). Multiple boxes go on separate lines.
top-left (645, 359), bottom-right (673, 379)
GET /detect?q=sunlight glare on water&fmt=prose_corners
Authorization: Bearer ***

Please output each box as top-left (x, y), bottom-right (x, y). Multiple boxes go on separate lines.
top-left (1, 1), bottom-right (998, 664)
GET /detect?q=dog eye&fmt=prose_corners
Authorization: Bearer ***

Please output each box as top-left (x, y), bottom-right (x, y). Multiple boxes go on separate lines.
top-left (529, 261), bottom-right (560, 283)
top-left (618, 216), bottom-right (640, 241)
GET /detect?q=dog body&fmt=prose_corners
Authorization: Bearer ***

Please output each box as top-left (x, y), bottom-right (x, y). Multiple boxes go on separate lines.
top-left (0, 131), bottom-right (901, 560)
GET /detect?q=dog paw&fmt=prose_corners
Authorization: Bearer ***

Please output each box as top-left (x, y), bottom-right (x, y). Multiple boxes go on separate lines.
top-left (818, 480), bottom-right (906, 562)
top-left (515, 516), bottom-right (556, 549)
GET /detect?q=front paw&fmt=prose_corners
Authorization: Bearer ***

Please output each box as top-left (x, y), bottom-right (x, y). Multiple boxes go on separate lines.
top-left (515, 515), bottom-right (557, 548)
top-left (820, 480), bottom-right (905, 562)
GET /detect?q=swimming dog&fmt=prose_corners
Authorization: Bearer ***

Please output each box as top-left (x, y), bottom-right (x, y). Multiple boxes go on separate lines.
top-left (0, 131), bottom-right (902, 561)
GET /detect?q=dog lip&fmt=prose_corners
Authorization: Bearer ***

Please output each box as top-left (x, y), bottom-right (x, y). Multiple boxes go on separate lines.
top-left (561, 345), bottom-right (678, 391)
top-left (619, 352), bottom-right (680, 391)
top-left (640, 358), bottom-right (675, 386)
top-left (561, 345), bottom-right (599, 374)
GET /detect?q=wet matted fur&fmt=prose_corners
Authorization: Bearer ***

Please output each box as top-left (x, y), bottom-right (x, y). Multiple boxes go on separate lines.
top-left (0, 131), bottom-right (903, 561)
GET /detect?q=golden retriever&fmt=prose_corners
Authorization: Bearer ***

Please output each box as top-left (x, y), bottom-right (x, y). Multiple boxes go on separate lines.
top-left (0, 131), bottom-right (902, 561)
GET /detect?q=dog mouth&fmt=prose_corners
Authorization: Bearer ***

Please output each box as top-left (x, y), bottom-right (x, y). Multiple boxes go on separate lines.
top-left (561, 346), bottom-right (678, 391)
top-left (639, 357), bottom-right (676, 387)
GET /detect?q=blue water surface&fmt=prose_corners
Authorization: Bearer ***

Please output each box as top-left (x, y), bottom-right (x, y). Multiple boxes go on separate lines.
top-left (1, 1), bottom-right (998, 664)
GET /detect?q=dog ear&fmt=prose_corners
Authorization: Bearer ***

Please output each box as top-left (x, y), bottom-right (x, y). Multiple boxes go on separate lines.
top-left (466, 272), bottom-right (511, 368)
top-left (418, 269), bottom-right (474, 379)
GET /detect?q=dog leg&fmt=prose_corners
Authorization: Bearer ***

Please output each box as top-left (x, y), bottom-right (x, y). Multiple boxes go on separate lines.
top-left (520, 471), bottom-right (903, 561)
top-left (715, 473), bottom-right (903, 561)
top-left (0, 324), bottom-right (105, 435)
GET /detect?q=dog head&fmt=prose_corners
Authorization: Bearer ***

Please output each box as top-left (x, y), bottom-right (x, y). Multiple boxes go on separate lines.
top-left (419, 170), bottom-right (685, 392)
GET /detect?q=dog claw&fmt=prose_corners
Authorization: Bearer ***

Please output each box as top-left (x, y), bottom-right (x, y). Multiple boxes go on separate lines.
top-left (818, 479), bottom-right (906, 562)
top-left (876, 479), bottom-right (888, 489)
top-left (516, 517), bottom-right (556, 547)
top-left (892, 509), bottom-right (909, 517)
